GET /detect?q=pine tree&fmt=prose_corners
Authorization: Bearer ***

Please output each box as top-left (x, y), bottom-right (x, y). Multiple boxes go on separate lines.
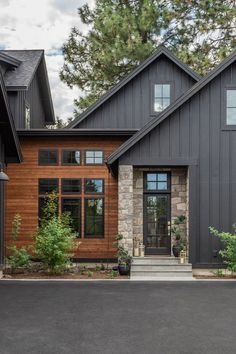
top-left (60, 0), bottom-right (236, 113)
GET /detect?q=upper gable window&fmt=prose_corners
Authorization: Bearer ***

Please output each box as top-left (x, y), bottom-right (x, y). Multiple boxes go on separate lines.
top-left (25, 105), bottom-right (31, 129)
top-left (154, 84), bottom-right (171, 113)
top-left (226, 89), bottom-right (236, 125)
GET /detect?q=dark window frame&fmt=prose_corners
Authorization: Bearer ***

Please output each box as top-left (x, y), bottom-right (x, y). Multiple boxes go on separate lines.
top-left (61, 197), bottom-right (82, 238)
top-left (84, 150), bottom-right (104, 165)
top-left (152, 83), bottom-right (172, 114)
top-left (222, 86), bottom-right (236, 130)
top-left (61, 178), bottom-right (82, 195)
top-left (38, 149), bottom-right (59, 166)
top-left (84, 197), bottom-right (104, 239)
top-left (84, 178), bottom-right (104, 194)
top-left (38, 178), bottom-right (59, 195)
top-left (61, 149), bottom-right (81, 166)
top-left (144, 172), bottom-right (171, 193)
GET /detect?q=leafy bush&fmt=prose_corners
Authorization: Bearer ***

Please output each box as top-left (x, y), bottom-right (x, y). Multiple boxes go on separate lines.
top-left (209, 225), bottom-right (236, 272)
top-left (8, 246), bottom-right (30, 269)
top-left (34, 193), bottom-right (79, 274)
top-left (7, 214), bottom-right (30, 269)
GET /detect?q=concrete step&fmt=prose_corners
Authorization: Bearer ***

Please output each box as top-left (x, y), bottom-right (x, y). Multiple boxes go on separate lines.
top-left (131, 270), bottom-right (193, 278)
top-left (131, 277), bottom-right (195, 281)
top-left (132, 257), bottom-right (179, 265)
top-left (131, 264), bottom-right (192, 272)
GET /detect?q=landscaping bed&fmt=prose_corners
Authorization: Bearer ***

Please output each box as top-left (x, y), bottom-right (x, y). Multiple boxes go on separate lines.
top-left (3, 263), bottom-right (129, 280)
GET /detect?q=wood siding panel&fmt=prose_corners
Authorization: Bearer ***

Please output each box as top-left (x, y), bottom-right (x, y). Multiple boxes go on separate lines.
top-left (5, 136), bottom-right (126, 259)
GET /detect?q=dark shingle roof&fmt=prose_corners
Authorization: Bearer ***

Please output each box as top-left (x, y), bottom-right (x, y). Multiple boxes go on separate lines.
top-left (0, 50), bottom-right (43, 88)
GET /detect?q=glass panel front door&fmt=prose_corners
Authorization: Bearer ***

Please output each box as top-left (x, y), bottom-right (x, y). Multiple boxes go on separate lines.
top-left (144, 194), bottom-right (171, 255)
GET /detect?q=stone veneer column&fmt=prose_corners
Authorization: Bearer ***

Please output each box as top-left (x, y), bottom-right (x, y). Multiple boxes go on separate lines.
top-left (118, 165), bottom-right (133, 255)
top-left (133, 169), bottom-right (143, 243)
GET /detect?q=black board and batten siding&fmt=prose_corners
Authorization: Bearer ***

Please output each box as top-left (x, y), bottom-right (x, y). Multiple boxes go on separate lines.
top-left (0, 136), bottom-right (5, 266)
top-left (7, 73), bottom-right (46, 129)
top-left (119, 62), bottom-right (236, 266)
top-left (78, 56), bottom-right (196, 129)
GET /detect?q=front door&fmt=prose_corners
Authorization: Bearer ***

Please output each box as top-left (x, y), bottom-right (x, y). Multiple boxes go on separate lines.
top-left (144, 172), bottom-right (171, 255)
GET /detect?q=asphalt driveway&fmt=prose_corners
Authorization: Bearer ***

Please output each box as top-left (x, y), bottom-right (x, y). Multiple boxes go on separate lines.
top-left (0, 281), bottom-right (235, 354)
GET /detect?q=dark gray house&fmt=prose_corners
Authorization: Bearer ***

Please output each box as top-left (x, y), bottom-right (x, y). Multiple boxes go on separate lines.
top-left (2, 46), bottom-right (236, 277)
top-left (68, 46), bottom-right (236, 270)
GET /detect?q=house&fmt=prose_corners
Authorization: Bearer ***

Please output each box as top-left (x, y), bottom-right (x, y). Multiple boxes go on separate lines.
top-left (1, 46), bottom-right (236, 273)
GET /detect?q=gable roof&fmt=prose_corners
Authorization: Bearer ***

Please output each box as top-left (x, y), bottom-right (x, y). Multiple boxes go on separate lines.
top-left (107, 50), bottom-right (236, 167)
top-left (0, 50), bottom-right (43, 88)
top-left (0, 50), bottom-right (55, 124)
top-left (0, 71), bottom-right (22, 162)
top-left (67, 46), bottom-right (201, 129)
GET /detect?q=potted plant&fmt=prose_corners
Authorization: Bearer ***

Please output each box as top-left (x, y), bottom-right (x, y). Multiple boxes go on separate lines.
top-left (114, 234), bottom-right (132, 275)
top-left (171, 215), bottom-right (186, 257)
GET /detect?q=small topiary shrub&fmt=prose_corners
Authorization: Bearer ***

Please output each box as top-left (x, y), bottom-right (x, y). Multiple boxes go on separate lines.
top-left (209, 225), bottom-right (236, 273)
top-left (34, 192), bottom-right (79, 274)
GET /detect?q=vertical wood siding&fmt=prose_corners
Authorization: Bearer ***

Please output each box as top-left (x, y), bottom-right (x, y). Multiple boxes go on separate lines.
top-left (77, 56), bottom-right (196, 129)
top-left (119, 62), bottom-right (236, 266)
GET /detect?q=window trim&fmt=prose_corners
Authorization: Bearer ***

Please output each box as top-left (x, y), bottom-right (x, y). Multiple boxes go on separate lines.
top-left (38, 149), bottom-right (59, 166)
top-left (222, 86), bottom-right (236, 130)
top-left (61, 149), bottom-right (81, 166)
top-left (61, 197), bottom-right (82, 238)
top-left (144, 172), bottom-right (171, 193)
top-left (38, 178), bottom-right (59, 195)
top-left (84, 178), bottom-right (104, 195)
top-left (61, 178), bottom-right (82, 195)
top-left (84, 197), bottom-right (105, 239)
top-left (151, 82), bottom-right (173, 115)
top-left (84, 150), bottom-right (104, 165)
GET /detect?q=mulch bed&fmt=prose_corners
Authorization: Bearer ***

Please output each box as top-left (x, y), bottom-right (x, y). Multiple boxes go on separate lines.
top-left (3, 263), bottom-right (128, 279)
top-left (194, 275), bottom-right (236, 279)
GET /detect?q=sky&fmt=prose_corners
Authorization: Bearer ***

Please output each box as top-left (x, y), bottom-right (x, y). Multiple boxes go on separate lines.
top-left (0, 0), bottom-right (94, 122)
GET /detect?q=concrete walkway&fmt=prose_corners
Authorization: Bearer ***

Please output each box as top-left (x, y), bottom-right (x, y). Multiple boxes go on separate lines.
top-left (0, 281), bottom-right (235, 354)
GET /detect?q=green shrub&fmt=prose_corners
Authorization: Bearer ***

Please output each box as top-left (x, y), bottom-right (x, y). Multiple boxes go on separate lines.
top-left (209, 225), bottom-right (236, 272)
top-left (34, 193), bottom-right (79, 274)
top-left (8, 246), bottom-right (30, 269)
top-left (7, 214), bottom-right (31, 269)
top-left (113, 234), bottom-right (132, 266)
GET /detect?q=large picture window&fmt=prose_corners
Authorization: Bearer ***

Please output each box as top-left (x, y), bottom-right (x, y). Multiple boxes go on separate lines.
top-left (62, 198), bottom-right (81, 237)
top-left (154, 84), bottom-right (171, 112)
top-left (84, 198), bottom-right (104, 238)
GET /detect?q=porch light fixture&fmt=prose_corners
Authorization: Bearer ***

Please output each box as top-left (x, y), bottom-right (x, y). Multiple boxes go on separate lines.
top-left (0, 163), bottom-right (9, 182)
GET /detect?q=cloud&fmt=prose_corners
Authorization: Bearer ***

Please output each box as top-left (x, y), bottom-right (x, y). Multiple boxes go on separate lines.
top-left (0, 0), bottom-right (94, 122)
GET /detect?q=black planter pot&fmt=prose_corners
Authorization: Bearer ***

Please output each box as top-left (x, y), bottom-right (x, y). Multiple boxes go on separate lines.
top-left (118, 264), bottom-right (130, 276)
top-left (172, 245), bottom-right (181, 258)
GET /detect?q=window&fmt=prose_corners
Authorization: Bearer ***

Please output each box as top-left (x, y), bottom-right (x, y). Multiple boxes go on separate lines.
top-left (62, 198), bottom-right (81, 237)
top-left (38, 150), bottom-right (58, 165)
top-left (226, 89), bottom-right (236, 125)
top-left (62, 150), bottom-right (80, 165)
top-left (84, 198), bottom-right (104, 238)
top-left (85, 179), bottom-right (104, 194)
top-left (62, 179), bottom-right (81, 194)
top-left (25, 105), bottom-right (31, 129)
top-left (154, 84), bottom-right (171, 112)
top-left (145, 173), bottom-right (170, 192)
top-left (85, 151), bottom-right (103, 165)
top-left (38, 178), bottom-right (59, 194)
